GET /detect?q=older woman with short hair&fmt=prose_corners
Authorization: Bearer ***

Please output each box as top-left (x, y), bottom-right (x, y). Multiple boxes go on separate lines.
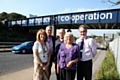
top-left (57, 32), bottom-right (80, 80)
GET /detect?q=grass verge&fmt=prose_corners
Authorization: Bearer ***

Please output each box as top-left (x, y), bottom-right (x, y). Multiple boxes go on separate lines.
top-left (97, 49), bottom-right (120, 80)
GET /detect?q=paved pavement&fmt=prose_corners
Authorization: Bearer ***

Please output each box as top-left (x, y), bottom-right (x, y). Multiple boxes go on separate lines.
top-left (92, 50), bottom-right (106, 80)
top-left (0, 50), bottom-right (106, 80)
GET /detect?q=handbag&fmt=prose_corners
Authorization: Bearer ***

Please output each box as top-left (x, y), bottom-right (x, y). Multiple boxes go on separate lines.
top-left (37, 65), bottom-right (49, 80)
top-left (41, 70), bottom-right (49, 80)
top-left (33, 64), bottom-right (49, 80)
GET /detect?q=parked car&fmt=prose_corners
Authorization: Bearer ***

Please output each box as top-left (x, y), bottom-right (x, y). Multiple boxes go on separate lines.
top-left (12, 41), bottom-right (34, 54)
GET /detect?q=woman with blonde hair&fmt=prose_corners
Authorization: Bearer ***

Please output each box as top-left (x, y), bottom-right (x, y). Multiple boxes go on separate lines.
top-left (57, 32), bottom-right (81, 80)
top-left (33, 29), bottom-right (51, 80)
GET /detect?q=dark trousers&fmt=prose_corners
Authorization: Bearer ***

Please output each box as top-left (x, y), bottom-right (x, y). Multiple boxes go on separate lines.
top-left (60, 68), bottom-right (76, 80)
top-left (55, 61), bottom-right (60, 80)
top-left (77, 59), bottom-right (92, 80)
top-left (48, 55), bottom-right (54, 78)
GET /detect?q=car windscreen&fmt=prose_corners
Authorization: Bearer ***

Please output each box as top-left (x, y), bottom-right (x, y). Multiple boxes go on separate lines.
top-left (21, 42), bottom-right (30, 45)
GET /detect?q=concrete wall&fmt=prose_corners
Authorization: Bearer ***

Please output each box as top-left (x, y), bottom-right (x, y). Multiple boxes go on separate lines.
top-left (109, 36), bottom-right (120, 75)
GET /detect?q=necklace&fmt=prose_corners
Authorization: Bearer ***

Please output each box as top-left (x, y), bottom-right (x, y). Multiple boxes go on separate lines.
top-left (42, 45), bottom-right (48, 58)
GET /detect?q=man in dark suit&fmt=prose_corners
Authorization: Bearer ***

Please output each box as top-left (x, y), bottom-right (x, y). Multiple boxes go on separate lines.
top-left (45, 25), bottom-right (55, 78)
top-left (55, 28), bottom-right (65, 80)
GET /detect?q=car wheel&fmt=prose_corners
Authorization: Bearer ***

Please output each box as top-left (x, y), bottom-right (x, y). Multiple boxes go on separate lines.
top-left (21, 49), bottom-right (26, 53)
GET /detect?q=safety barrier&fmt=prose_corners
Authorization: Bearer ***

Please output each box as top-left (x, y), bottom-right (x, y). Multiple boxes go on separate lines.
top-left (0, 42), bottom-right (22, 51)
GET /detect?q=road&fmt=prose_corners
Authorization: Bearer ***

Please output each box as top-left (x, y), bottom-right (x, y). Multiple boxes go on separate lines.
top-left (0, 49), bottom-right (106, 80)
top-left (0, 52), bottom-right (33, 76)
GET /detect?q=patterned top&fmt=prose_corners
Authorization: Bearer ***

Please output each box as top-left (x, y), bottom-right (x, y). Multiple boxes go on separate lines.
top-left (33, 41), bottom-right (50, 63)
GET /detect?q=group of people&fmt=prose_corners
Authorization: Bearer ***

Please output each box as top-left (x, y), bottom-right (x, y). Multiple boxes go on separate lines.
top-left (32, 25), bottom-right (97, 80)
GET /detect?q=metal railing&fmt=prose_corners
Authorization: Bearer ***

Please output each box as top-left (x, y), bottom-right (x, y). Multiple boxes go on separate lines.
top-left (0, 42), bottom-right (22, 51)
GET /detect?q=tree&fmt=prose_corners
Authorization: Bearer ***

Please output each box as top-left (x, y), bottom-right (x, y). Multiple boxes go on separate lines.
top-left (117, 32), bottom-right (120, 36)
top-left (0, 12), bottom-right (8, 21)
top-left (102, 0), bottom-right (120, 6)
top-left (8, 12), bottom-right (26, 20)
top-left (0, 12), bottom-right (26, 21)
top-left (91, 34), bottom-right (97, 39)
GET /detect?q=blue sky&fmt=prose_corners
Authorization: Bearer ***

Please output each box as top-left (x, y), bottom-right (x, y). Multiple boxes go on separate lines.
top-left (0, 0), bottom-right (120, 37)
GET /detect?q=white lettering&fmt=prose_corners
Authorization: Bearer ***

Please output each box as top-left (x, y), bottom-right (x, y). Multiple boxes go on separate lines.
top-left (17, 20), bottom-right (21, 24)
top-left (22, 20), bottom-right (27, 24)
top-left (80, 14), bottom-right (84, 20)
top-left (35, 18), bottom-right (42, 24)
top-left (88, 14), bottom-right (93, 20)
top-left (72, 14), bottom-right (84, 23)
top-left (106, 13), bottom-right (112, 19)
top-left (71, 15), bottom-right (75, 22)
top-left (85, 14), bottom-right (88, 20)
top-left (57, 16), bottom-right (61, 21)
top-left (29, 19), bottom-right (34, 24)
top-left (58, 12), bottom-right (113, 23)
top-left (61, 16), bottom-right (65, 21)
top-left (100, 13), bottom-right (106, 19)
top-left (43, 17), bottom-right (50, 23)
top-left (65, 16), bottom-right (70, 21)
top-left (10, 12), bottom-right (113, 27)
top-left (96, 13), bottom-right (99, 20)
top-left (11, 21), bottom-right (16, 25)
top-left (94, 13), bottom-right (97, 20)
top-left (59, 15), bottom-right (70, 22)
top-left (72, 15), bottom-right (80, 23)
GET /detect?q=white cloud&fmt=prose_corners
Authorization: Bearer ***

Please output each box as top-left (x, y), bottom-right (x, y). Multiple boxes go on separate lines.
top-left (62, 8), bottom-right (97, 13)
top-left (73, 8), bottom-right (98, 12)
top-left (64, 8), bottom-right (71, 12)
top-left (62, 7), bottom-right (111, 13)
top-left (55, 7), bottom-right (110, 15)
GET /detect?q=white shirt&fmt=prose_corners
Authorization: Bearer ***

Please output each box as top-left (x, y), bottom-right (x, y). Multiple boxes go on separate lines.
top-left (33, 41), bottom-right (50, 63)
top-left (76, 37), bottom-right (97, 61)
